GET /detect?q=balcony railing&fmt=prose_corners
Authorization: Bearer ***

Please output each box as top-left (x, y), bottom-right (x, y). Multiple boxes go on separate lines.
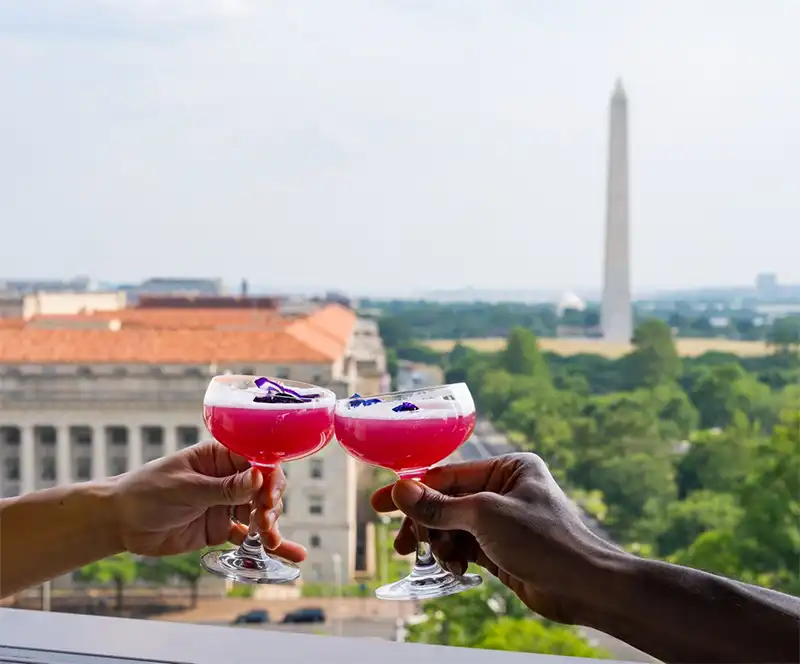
top-left (0, 607), bottom-right (635, 664)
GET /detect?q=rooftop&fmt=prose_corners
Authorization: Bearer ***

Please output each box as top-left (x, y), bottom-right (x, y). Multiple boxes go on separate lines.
top-left (0, 608), bottom-right (631, 664)
top-left (0, 304), bottom-right (357, 365)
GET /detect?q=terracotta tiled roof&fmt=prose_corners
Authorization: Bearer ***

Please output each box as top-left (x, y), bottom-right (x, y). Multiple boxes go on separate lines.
top-left (30, 308), bottom-right (287, 331)
top-left (0, 329), bottom-right (333, 364)
top-left (0, 304), bottom-right (357, 365)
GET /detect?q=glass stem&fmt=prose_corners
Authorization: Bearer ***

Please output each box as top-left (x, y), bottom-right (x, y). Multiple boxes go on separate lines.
top-left (237, 465), bottom-right (270, 558)
top-left (414, 524), bottom-right (436, 568)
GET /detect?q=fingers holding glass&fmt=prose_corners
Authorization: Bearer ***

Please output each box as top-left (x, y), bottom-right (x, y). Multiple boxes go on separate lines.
top-left (334, 383), bottom-right (483, 600)
top-left (200, 375), bottom-right (335, 584)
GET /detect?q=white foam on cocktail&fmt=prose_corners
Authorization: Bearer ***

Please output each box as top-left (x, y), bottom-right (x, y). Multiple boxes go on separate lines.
top-left (204, 377), bottom-right (336, 410)
top-left (338, 397), bottom-right (474, 421)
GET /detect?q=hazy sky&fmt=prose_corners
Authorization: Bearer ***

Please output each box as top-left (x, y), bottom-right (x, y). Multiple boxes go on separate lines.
top-left (1, 0), bottom-right (798, 295)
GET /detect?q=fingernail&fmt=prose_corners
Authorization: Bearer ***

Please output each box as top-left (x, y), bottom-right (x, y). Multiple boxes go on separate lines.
top-left (444, 560), bottom-right (465, 576)
top-left (394, 480), bottom-right (424, 504)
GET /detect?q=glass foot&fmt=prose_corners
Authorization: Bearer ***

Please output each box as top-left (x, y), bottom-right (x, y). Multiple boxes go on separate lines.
top-left (201, 548), bottom-right (300, 585)
top-left (375, 562), bottom-right (482, 601)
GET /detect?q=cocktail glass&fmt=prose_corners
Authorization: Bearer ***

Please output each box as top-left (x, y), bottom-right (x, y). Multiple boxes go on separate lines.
top-left (334, 382), bottom-right (482, 600)
top-left (201, 375), bottom-right (335, 584)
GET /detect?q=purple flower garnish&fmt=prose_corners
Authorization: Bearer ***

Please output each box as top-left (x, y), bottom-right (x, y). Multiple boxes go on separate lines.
top-left (392, 401), bottom-right (419, 412)
top-left (349, 393), bottom-right (382, 407)
top-left (252, 377), bottom-right (319, 404)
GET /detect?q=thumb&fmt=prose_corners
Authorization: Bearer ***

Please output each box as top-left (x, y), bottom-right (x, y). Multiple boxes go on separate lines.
top-left (197, 467), bottom-right (263, 506)
top-left (392, 480), bottom-right (476, 531)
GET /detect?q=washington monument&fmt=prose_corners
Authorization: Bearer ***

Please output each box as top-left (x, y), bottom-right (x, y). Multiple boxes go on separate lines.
top-left (601, 79), bottom-right (633, 343)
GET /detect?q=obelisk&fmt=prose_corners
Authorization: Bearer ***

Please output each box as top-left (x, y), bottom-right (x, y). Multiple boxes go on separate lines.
top-left (601, 79), bottom-right (633, 343)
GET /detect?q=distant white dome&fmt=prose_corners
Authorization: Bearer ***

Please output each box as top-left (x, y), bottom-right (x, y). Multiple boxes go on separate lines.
top-left (557, 291), bottom-right (586, 316)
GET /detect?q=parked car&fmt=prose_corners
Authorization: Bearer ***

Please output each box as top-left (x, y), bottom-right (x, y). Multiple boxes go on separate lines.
top-left (233, 609), bottom-right (270, 625)
top-left (281, 607), bottom-right (326, 624)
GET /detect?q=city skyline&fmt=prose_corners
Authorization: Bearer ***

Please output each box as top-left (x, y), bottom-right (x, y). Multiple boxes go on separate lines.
top-left (1, 1), bottom-right (799, 291)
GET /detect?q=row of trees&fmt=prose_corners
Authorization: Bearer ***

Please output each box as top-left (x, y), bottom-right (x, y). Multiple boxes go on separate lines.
top-left (371, 298), bottom-right (800, 345)
top-left (75, 550), bottom-right (207, 613)
top-left (401, 319), bottom-right (799, 656)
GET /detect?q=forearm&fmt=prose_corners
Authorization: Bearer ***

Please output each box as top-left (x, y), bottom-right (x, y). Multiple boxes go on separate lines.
top-left (581, 551), bottom-right (800, 664)
top-left (0, 481), bottom-right (124, 598)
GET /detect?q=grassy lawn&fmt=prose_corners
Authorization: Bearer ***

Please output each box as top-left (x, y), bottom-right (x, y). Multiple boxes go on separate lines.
top-left (423, 337), bottom-right (772, 358)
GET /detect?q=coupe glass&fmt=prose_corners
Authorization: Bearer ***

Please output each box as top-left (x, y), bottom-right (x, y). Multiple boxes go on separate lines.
top-left (334, 382), bottom-right (482, 600)
top-left (201, 375), bottom-right (335, 584)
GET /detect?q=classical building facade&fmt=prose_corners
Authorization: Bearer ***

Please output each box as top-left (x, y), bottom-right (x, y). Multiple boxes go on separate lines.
top-left (0, 302), bottom-right (387, 586)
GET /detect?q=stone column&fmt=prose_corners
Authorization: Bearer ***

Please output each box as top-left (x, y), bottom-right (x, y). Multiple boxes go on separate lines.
top-left (128, 425), bottom-right (143, 471)
top-left (91, 425), bottom-right (107, 480)
top-left (164, 425), bottom-right (178, 456)
top-left (56, 425), bottom-right (72, 485)
top-left (20, 426), bottom-right (36, 495)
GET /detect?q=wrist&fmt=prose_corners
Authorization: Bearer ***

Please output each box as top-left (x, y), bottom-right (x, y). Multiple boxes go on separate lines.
top-left (567, 537), bottom-right (640, 629)
top-left (84, 479), bottom-right (127, 557)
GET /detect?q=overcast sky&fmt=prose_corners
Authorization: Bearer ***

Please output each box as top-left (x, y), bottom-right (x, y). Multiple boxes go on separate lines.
top-left (1, 0), bottom-right (798, 295)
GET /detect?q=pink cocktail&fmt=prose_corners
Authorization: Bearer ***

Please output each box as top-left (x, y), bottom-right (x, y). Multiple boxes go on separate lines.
top-left (333, 382), bottom-right (482, 601)
top-left (201, 375), bottom-right (335, 584)
top-left (336, 404), bottom-right (476, 479)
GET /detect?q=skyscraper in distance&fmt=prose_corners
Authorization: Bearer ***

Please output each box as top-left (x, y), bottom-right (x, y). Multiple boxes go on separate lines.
top-left (601, 79), bottom-right (633, 343)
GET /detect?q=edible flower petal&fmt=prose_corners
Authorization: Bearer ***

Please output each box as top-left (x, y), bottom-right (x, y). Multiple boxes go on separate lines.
top-left (392, 401), bottom-right (419, 412)
top-left (252, 377), bottom-right (319, 403)
top-left (349, 393), bottom-right (382, 407)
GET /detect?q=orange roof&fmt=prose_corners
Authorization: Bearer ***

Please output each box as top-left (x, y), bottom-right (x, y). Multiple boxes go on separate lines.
top-left (0, 304), bottom-right (357, 365)
top-left (30, 308), bottom-right (287, 331)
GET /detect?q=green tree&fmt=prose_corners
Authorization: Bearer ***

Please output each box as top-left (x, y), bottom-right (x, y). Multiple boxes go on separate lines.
top-left (686, 364), bottom-right (776, 429)
top-left (671, 411), bottom-right (800, 594)
top-left (378, 315), bottom-right (413, 348)
top-left (139, 552), bottom-right (205, 608)
top-left (501, 327), bottom-right (550, 380)
top-left (655, 490), bottom-right (743, 557)
top-left (569, 393), bottom-right (677, 543)
top-left (622, 319), bottom-right (682, 388)
top-left (674, 415), bottom-right (760, 499)
top-left (75, 553), bottom-right (138, 613)
top-left (476, 618), bottom-right (609, 658)
top-left (767, 316), bottom-right (800, 354)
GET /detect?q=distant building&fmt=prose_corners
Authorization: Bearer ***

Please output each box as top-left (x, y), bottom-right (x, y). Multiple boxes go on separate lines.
top-left (120, 277), bottom-right (225, 303)
top-left (0, 303), bottom-right (389, 587)
top-left (0, 276), bottom-right (91, 295)
top-left (755, 273), bottom-right (779, 299)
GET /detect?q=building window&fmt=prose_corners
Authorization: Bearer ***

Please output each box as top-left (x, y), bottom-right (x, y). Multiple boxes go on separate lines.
top-left (40, 457), bottom-right (56, 481)
top-left (76, 457), bottom-right (92, 481)
top-left (276, 367), bottom-right (290, 379)
top-left (109, 458), bottom-right (127, 476)
top-left (4, 457), bottom-right (20, 481)
top-left (310, 459), bottom-right (323, 479)
top-left (185, 367), bottom-right (205, 378)
top-left (35, 426), bottom-right (56, 445)
top-left (309, 495), bottom-right (324, 516)
top-left (142, 426), bottom-right (164, 446)
top-left (112, 367), bottom-right (128, 378)
top-left (107, 427), bottom-right (128, 446)
top-left (72, 427), bottom-right (91, 446)
top-left (77, 366), bottom-right (92, 378)
top-left (310, 534), bottom-right (321, 549)
top-left (241, 367), bottom-right (254, 376)
top-left (0, 427), bottom-right (21, 445)
top-left (177, 427), bottom-right (199, 448)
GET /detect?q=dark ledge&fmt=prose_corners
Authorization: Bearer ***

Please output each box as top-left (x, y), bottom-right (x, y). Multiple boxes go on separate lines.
top-left (0, 608), bottom-right (635, 664)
